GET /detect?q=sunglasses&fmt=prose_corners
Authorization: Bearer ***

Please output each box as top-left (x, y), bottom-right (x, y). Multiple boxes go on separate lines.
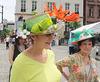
top-left (46, 33), bottom-right (54, 37)
top-left (46, 33), bottom-right (57, 37)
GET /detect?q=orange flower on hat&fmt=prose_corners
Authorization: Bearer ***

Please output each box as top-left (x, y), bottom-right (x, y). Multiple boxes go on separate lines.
top-left (51, 4), bottom-right (70, 20)
top-left (42, 2), bottom-right (55, 16)
top-left (42, 2), bottom-right (80, 22)
top-left (64, 12), bottom-right (80, 22)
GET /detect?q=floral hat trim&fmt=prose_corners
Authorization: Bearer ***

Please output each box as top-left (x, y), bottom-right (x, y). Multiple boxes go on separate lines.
top-left (16, 29), bottom-right (30, 39)
top-left (71, 29), bottom-right (95, 45)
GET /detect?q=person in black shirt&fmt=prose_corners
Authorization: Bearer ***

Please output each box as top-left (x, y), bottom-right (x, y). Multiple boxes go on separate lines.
top-left (9, 36), bottom-right (27, 82)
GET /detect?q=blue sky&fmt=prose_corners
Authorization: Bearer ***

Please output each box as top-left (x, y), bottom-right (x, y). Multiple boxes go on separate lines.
top-left (0, 0), bottom-right (16, 22)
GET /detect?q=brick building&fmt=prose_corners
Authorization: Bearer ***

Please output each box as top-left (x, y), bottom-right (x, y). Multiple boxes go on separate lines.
top-left (84, 0), bottom-right (100, 25)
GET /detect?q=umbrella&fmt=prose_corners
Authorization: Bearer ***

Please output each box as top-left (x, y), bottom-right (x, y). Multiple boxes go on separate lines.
top-left (71, 22), bottom-right (100, 34)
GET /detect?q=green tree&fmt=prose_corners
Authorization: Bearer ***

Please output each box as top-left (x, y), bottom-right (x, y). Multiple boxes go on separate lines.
top-left (3, 28), bottom-right (11, 38)
top-left (67, 21), bottom-right (82, 31)
top-left (0, 29), bottom-right (10, 39)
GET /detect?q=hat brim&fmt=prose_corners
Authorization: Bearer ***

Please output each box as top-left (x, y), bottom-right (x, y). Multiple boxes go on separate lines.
top-left (29, 24), bottom-right (64, 35)
top-left (71, 36), bottom-right (95, 45)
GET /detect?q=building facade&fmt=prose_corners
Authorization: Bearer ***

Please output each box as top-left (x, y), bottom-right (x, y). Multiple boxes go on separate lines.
top-left (84, 0), bottom-right (100, 25)
top-left (15, 0), bottom-right (83, 44)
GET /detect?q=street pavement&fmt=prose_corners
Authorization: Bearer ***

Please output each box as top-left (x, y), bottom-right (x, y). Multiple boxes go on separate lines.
top-left (0, 43), bottom-right (100, 82)
top-left (0, 43), bottom-right (10, 82)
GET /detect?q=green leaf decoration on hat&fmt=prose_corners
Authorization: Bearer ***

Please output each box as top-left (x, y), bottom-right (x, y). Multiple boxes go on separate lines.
top-left (83, 29), bottom-right (94, 37)
top-left (83, 32), bottom-right (89, 36)
top-left (72, 29), bottom-right (94, 42)
top-left (31, 18), bottom-right (53, 34)
top-left (73, 31), bottom-right (82, 41)
top-left (25, 14), bottom-right (55, 34)
top-left (84, 29), bottom-right (94, 34)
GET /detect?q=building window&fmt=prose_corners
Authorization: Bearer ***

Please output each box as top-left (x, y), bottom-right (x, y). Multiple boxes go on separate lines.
top-left (99, 7), bottom-right (100, 17)
top-left (75, 4), bottom-right (79, 14)
top-left (65, 3), bottom-right (70, 14)
top-left (21, 0), bottom-right (26, 12)
top-left (89, 7), bottom-right (93, 17)
top-left (47, 2), bottom-right (55, 10)
top-left (32, 1), bottom-right (37, 11)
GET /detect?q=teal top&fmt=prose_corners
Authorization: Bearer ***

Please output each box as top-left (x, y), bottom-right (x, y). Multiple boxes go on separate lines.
top-left (10, 49), bottom-right (61, 82)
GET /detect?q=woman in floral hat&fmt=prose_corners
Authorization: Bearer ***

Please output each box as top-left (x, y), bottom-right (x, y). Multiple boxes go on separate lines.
top-left (56, 30), bottom-right (100, 82)
top-left (10, 13), bottom-right (64, 82)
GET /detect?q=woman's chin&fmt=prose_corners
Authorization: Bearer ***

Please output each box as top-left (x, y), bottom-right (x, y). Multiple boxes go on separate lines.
top-left (45, 45), bottom-right (51, 49)
top-left (83, 51), bottom-right (90, 55)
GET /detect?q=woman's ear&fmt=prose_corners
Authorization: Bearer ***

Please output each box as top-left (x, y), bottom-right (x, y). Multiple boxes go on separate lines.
top-left (30, 35), bottom-right (37, 40)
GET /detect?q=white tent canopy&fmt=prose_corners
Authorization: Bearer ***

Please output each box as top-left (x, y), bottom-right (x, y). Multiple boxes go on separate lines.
top-left (71, 22), bottom-right (100, 34)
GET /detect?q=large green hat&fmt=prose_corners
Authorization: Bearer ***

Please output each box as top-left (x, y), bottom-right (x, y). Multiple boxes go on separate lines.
top-left (20, 13), bottom-right (64, 35)
top-left (71, 29), bottom-right (95, 45)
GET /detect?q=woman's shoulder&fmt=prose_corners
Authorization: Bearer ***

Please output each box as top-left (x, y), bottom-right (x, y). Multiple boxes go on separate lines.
top-left (47, 49), bottom-right (55, 57)
top-left (14, 53), bottom-right (24, 61)
top-left (47, 49), bottom-right (54, 54)
top-left (68, 52), bottom-right (81, 59)
top-left (13, 53), bottom-right (26, 67)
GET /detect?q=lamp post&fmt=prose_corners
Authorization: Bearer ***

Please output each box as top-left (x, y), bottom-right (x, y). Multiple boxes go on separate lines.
top-left (0, 5), bottom-right (4, 43)
top-left (0, 5), bottom-right (3, 23)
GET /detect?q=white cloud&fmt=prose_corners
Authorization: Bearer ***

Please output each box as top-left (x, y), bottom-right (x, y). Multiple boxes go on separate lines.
top-left (0, 0), bottom-right (16, 22)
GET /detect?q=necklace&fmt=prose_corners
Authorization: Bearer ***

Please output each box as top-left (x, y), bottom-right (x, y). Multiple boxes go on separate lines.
top-left (83, 54), bottom-right (90, 65)
top-left (18, 45), bottom-right (25, 52)
top-left (84, 59), bottom-right (90, 65)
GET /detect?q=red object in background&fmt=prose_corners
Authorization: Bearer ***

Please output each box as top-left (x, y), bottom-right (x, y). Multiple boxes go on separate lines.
top-left (2, 40), bottom-right (4, 43)
top-left (18, 14), bottom-right (23, 21)
top-left (24, 39), bottom-right (30, 48)
top-left (15, 32), bottom-right (17, 35)
top-left (24, 39), bottom-right (27, 44)
top-left (21, 14), bottom-right (23, 21)
top-left (21, 14), bottom-right (23, 16)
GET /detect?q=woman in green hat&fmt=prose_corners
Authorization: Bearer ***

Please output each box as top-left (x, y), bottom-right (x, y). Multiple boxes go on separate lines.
top-left (56, 30), bottom-right (100, 82)
top-left (10, 13), bottom-right (64, 82)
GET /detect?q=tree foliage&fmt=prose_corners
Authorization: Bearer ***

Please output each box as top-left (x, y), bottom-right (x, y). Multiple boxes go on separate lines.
top-left (0, 28), bottom-right (11, 38)
top-left (66, 21), bottom-right (82, 31)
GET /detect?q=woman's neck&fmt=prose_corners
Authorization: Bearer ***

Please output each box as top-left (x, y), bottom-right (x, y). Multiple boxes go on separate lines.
top-left (28, 45), bottom-right (46, 56)
top-left (81, 51), bottom-right (90, 58)
top-left (81, 52), bottom-right (91, 65)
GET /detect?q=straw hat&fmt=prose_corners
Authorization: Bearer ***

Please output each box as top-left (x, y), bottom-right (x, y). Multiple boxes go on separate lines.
top-left (71, 29), bottom-right (95, 45)
top-left (19, 13), bottom-right (64, 36)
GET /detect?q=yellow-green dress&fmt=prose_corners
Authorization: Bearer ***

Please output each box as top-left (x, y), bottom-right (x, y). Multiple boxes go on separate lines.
top-left (10, 50), bottom-right (61, 82)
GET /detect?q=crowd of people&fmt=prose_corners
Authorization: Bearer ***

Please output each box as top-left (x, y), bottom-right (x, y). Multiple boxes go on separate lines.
top-left (7, 13), bottom-right (100, 82)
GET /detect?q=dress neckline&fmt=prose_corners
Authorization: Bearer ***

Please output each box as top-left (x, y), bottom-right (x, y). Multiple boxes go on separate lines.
top-left (21, 50), bottom-right (49, 65)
